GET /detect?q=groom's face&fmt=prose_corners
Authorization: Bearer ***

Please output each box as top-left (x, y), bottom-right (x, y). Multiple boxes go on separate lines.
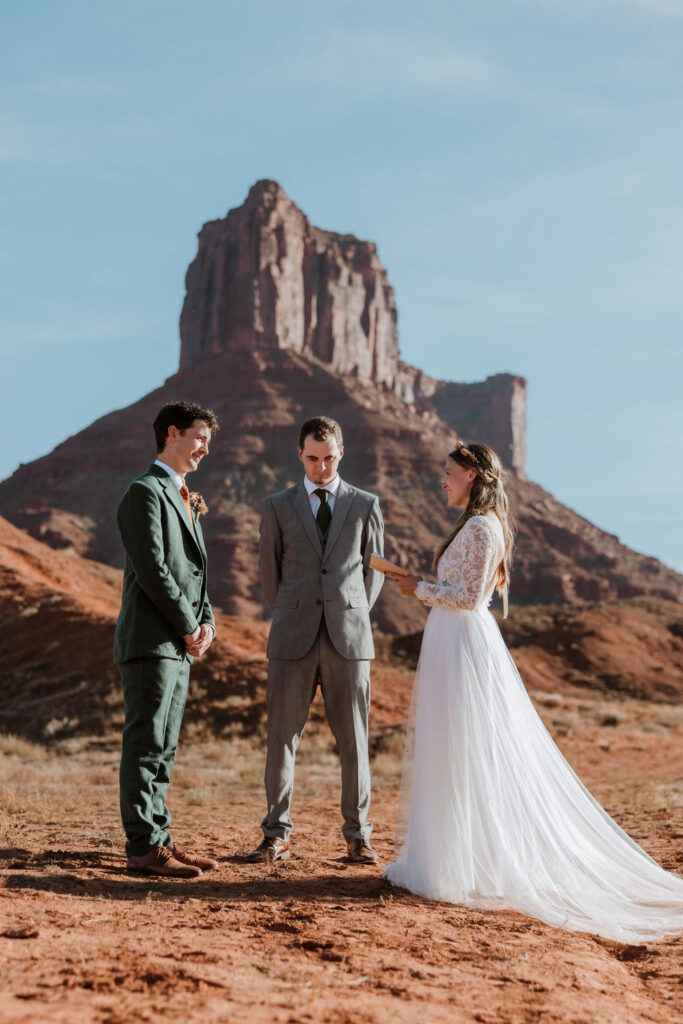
top-left (163, 419), bottom-right (212, 476)
top-left (298, 434), bottom-right (343, 487)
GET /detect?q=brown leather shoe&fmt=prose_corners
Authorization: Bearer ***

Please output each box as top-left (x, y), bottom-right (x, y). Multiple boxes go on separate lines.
top-left (127, 846), bottom-right (202, 878)
top-left (170, 844), bottom-right (218, 871)
top-left (347, 838), bottom-right (378, 864)
top-left (245, 836), bottom-right (290, 863)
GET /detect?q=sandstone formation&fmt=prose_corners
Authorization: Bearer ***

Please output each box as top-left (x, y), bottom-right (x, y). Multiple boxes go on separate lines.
top-left (430, 374), bottom-right (527, 479)
top-left (180, 180), bottom-right (401, 393)
top-left (179, 179), bottom-right (525, 472)
top-left (0, 347), bottom-right (680, 634)
top-left (0, 180), bottom-right (681, 628)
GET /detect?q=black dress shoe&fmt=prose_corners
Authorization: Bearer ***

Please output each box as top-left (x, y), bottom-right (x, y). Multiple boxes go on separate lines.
top-left (245, 836), bottom-right (290, 863)
top-left (346, 838), bottom-right (378, 863)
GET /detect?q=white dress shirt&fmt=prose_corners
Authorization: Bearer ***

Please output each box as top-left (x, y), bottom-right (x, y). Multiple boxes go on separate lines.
top-left (154, 459), bottom-right (185, 491)
top-left (304, 474), bottom-right (341, 518)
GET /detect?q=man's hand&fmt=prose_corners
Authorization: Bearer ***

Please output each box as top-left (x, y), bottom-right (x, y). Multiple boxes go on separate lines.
top-left (385, 570), bottom-right (420, 598)
top-left (183, 625), bottom-right (201, 647)
top-left (185, 623), bottom-right (214, 658)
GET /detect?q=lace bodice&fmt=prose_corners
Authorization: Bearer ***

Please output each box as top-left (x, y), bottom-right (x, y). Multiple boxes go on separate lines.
top-left (415, 515), bottom-right (503, 611)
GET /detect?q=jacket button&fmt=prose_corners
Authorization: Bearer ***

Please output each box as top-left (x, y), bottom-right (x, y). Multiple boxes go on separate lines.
top-left (316, 599), bottom-right (322, 605)
top-left (321, 569), bottom-right (327, 574)
top-left (192, 601), bottom-right (199, 608)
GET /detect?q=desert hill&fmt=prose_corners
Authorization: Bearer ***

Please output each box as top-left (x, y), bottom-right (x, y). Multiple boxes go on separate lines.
top-left (0, 514), bottom-right (268, 740)
top-left (0, 348), bottom-right (680, 636)
top-left (2, 515), bottom-right (681, 743)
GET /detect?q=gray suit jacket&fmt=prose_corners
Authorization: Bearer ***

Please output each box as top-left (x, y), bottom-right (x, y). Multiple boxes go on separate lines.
top-left (259, 479), bottom-right (384, 661)
top-left (114, 464), bottom-right (215, 664)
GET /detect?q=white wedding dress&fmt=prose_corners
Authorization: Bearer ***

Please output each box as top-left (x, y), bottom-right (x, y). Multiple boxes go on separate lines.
top-left (384, 514), bottom-right (683, 942)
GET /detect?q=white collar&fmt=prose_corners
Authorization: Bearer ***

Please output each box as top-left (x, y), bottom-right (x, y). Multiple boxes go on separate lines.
top-left (304, 474), bottom-right (341, 497)
top-left (154, 459), bottom-right (185, 491)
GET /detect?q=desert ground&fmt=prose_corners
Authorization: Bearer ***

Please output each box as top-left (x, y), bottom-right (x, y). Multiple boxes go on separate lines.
top-left (1, 514), bottom-right (682, 1021)
top-left (1, 681), bottom-right (681, 1024)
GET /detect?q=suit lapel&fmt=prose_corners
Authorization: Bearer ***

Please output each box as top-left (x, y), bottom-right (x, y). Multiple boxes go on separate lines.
top-left (322, 480), bottom-right (355, 563)
top-left (194, 518), bottom-right (208, 565)
top-left (290, 482), bottom-right (323, 558)
top-left (149, 466), bottom-right (203, 559)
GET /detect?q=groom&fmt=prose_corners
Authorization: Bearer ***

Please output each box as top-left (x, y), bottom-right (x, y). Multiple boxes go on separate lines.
top-left (115, 400), bottom-right (219, 878)
top-left (247, 416), bottom-right (384, 864)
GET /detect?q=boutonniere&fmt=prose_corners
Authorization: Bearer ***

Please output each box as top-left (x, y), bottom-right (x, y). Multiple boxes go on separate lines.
top-left (189, 492), bottom-right (209, 518)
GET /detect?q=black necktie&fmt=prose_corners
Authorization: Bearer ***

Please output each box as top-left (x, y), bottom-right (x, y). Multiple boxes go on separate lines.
top-left (314, 488), bottom-right (331, 534)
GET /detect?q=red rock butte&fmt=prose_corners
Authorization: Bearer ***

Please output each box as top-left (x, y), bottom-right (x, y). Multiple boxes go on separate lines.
top-left (179, 179), bottom-right (526, 475)
top-left (0, 179), bottom-right (680, 627)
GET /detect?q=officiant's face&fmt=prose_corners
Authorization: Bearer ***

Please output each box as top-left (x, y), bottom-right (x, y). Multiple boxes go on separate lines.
top-left (442, 457), bottom-right (476, 507)
top-left (299, 434), bottom-right (343, 487)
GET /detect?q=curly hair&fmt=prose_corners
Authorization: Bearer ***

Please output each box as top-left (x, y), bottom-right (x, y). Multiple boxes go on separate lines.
top-left (153, 401), bottom-right (220, 453)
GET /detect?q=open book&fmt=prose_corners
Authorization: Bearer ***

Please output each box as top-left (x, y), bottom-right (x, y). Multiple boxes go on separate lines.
top-left (369, 553), bottom-right (408, 577)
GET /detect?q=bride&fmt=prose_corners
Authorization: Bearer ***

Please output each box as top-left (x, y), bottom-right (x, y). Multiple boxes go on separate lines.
top-left (383, 442), bottom-right (683, 942)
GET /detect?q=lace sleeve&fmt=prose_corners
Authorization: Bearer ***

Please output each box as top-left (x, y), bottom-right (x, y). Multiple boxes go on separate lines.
top-left (415, 518), bottom-right (495, 611)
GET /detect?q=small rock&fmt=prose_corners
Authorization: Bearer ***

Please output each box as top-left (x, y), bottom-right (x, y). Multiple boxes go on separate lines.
top-left (2, 923), bottom-right (39, 939)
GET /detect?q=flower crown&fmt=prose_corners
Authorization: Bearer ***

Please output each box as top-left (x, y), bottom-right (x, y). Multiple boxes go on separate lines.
top-left (452, 443), bottom-right (479, 466)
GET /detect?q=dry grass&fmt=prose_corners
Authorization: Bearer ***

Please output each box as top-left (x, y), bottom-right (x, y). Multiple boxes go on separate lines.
top-left (0, 784), bottom-right (53, 833)
top-left (0, 808), bottom-right (16, 845)
top-left (296, 731), bottom-right (338, 766)
top-left (629, 780), bottom-right (683, 811)
top-left (89, 766), bottom-right (118, 786)
top-left (371, 751), bottom-right (403, 780)
top-left (184, 787), bottom-right (213, 806)
top-left (238, 764), bottom-right (265, 790)
top-left (174, 767), bottom-right (209, 789)
top-left (0, 737), bottom-right (121, 842)
top-left (0, 732), bottom-right (49, 759)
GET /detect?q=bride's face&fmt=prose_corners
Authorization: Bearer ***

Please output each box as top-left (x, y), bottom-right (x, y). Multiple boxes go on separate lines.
top-left (442, 457), bottom-right (475, 507)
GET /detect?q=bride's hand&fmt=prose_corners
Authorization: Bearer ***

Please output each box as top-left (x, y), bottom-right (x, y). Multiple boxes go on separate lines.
top-left (386, 571), bottom-right (420, 597)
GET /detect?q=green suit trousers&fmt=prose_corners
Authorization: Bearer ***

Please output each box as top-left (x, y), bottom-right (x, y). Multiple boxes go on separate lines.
top-left (119, 655), bottom-right (191, 857)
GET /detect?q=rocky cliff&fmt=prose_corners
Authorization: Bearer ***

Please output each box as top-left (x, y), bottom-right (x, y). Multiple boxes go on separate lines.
top-left (180, 179), bottom-right (401, 393)
top-left (179, 180), bottom-right (524, 473)
top-left (430, 374), bottom-right (527, 479)
top-left (0, 181), bottom-right (681, 631)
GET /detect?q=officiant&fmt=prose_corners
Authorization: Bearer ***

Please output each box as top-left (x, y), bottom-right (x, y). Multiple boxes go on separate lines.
top-left (246, 416), bottom-right (385, 865)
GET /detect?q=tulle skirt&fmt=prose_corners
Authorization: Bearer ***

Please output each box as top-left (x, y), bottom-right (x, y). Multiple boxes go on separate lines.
top-left (383, 605), bottom-right (683, 942)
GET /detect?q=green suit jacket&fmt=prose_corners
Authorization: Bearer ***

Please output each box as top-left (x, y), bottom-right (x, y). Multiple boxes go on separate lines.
top-left (113, 464), bottom-right (216, 664)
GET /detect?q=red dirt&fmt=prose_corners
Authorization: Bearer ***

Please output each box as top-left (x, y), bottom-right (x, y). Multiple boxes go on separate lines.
top-left (1, 516), bottom-right (682, 1022)
top-left (1, 699), bottom-right (681, 1024)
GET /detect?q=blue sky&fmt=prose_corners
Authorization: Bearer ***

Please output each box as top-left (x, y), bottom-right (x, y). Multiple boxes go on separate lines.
top-left (2, 0), bottom-right (682, 569)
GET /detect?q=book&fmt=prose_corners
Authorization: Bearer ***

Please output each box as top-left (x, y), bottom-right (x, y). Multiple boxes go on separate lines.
top-left (370, 553), bottom-right (408, 576)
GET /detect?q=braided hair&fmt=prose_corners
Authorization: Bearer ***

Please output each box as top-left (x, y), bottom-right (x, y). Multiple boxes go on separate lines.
top-left (433, 442), bottom-right (515, 614)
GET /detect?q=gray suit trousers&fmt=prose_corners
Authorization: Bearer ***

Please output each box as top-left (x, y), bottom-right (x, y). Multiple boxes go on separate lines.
top-left (262, 621), bottom-right (371, 843)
